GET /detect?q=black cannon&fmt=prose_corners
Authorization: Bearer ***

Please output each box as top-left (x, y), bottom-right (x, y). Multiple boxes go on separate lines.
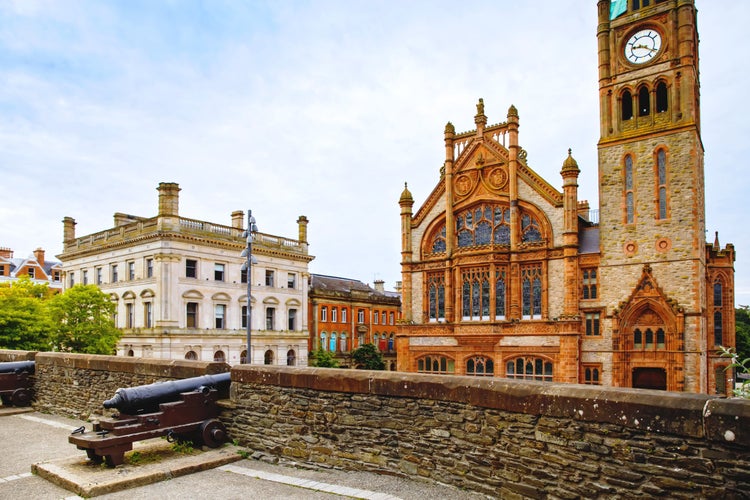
top-left (0, 360), bottom-right (35, 407)
top-left (69, 372), bottom-right (231, 466)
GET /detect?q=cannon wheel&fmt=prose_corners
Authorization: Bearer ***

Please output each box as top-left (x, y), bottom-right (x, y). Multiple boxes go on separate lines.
top-left (199, 419), bottom-right (227, 448)
top-left (11, 388), bottom-right (32, 406)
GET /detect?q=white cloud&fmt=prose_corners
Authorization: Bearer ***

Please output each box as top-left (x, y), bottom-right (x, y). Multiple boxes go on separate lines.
top-left (0, 0), bottom-right (747, 304)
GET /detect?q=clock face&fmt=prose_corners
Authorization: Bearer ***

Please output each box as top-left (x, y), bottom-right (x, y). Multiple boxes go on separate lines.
top-left (624, 29), bottom-right (662, 64)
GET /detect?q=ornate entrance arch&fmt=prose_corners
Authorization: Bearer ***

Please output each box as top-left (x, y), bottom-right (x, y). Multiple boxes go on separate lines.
top-left (613, 265), bottom-right (685, 391)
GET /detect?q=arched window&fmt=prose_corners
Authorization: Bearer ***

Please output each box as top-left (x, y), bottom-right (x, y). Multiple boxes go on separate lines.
top-left (584, 366), bottom-right (600, 385)
top-left (213, 350), bottom-right (225, 363)
top-left (388, 333), bottom-right (394, 352)
top-left (461, 268), bottom-right (490, 321)
top-left (431, 226), bottom-right (446, 253)
top-left (625, 155), bottom-right (635, 224)
top-left (329, 332), bottom-right (337, 352)
top-left (287, 349), bottom-right (296, 366)
top-left (240, 350), bottom-right (248, 364)
top-left (656, 81), bottom-right (668, 112)
top-left (506, 357), bottom-right (553, 382)
top-left (127, 349), bottom-right (134, 357)
top-left (416, 355), bottom-right (455, 374)
top-left (264, 349), bottom-right (274, 365)
top-left (466, 356), bottom-right (494, 377)
top-left (320, 332), bottom-right (327, 351)
top-left (340, 333), bottom-right (348, 353)
top-left (521, 214), bottom-right (542, 242)
top-left (638, 86), bottom-right (650, 116)
top-left (428, 273), bottom-right (446, 321)
top-left (714, 311), bottom-right (723, 346)
top-left (185, 350), bottom-right (197, 360)
top-left (621, 90), bottom-right (633, 120)
top-left (715, 366), bottom-right (727, 395)
top-left (634, 328), bottom-right (642, 348)
top-left (521, 265), bottom-right (542, 319)
top-left (714, 281), bottom-right (723, 307)
top-left (656, 149), bottom-right (668, 219)
top-left (495, 269), bottom-right (506, 319)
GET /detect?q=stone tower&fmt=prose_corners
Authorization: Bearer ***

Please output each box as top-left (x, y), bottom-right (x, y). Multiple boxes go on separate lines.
top-left (596, 0), bottom-right (713, 392)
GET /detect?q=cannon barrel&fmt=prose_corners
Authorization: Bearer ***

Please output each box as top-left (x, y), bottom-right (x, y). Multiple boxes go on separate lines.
top-left (103, 372), bottom-right (231, 414)
top-left (0, 361), bottom-right (35, 374)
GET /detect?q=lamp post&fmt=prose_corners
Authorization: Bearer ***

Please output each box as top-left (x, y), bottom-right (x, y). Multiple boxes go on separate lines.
top-left (241, 210), bottom-right (258, 364)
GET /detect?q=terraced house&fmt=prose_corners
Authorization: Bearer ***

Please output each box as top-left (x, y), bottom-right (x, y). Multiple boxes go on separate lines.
top-left (397, 0), bottom-right (736, 394)
top-left (57, 182), bottom-right (314, 365)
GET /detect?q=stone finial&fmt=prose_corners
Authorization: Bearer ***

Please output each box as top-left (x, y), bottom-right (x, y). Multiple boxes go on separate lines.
top-left (507, 104), bottom-right (518, 118)
top-left (475, 98), bottom-right (487, 127)
top-left (444, 121), bottom-right (455, 135)
top-left (399, 182), bottom-right (413, 204)
top-left (561, 148), bottom-right (580, 175)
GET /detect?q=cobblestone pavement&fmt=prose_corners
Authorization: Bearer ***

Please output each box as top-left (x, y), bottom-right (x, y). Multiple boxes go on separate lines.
top-left (1, 410), bottom-right (488, 499)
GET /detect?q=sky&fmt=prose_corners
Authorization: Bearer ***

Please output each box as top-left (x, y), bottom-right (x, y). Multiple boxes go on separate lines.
top-left (0, 1), bottom-right (748, 304)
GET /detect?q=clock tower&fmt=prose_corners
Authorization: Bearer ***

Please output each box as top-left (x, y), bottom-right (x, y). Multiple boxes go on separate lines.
top-left (596, 0), bottom-right (711, 392)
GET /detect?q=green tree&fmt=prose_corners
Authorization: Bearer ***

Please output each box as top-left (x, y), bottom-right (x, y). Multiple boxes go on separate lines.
top-left (0, 275), bottom-right (53, 350)
top-left (735, 305), bottom-right (750, 361)
top-left (47, 285), bottom-right (121, 354)
top-left (310, 347), bottom-right (339, 368)
top-left (351, 343), bottom-right (385, 370)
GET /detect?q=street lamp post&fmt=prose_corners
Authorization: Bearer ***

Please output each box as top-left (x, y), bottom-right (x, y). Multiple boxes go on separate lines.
top-left (241, 210), bottom-right (258, 364)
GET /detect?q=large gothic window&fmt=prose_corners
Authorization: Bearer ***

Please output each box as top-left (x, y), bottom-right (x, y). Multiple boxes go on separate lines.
top-left (462, 268), bottom-right (490, 321)
top-left (431, 226), bottom-right (446, 253)
top-left (656, 149), bottom-right (668, 219)
top-left (455, 204), bottom-right (512, 248)
top-left (521, 214), bottom-right (542, 242)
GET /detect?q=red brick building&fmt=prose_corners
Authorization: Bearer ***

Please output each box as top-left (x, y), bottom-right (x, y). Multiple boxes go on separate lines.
top-left (0, 247), bottom-right (62, 292)
top-left (308, 274), bottom-right (401, 369)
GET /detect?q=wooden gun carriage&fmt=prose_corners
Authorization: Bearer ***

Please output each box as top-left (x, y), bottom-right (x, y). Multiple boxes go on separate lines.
top-left (0, 360), bottom-right (34, 407)
top-left (69, 372), bottom-right (230, 466)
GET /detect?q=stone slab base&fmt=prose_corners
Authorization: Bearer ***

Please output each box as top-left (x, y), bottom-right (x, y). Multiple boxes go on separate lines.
top-left (32, 439), bottom-right (243, 497)
top-left (0, 406), bottom-right (34, 416)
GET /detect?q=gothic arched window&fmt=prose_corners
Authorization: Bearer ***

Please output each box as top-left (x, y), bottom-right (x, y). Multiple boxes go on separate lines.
top-left (622, 90), bottom-right (633, 120)
top-left (656, 81), bottom-right (668, 112)
top-left (638, 86), bottom-right (650, 116)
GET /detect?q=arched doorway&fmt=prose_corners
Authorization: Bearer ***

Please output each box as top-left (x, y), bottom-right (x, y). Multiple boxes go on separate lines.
top-left (264, 350), bottom-right (274, 365)
top-left (240, 350), bottom-right (248, 364)
top-left (287, 349), bottom-right (296, 366)
top-left (185, 350), bottom-right (197, 360)
top-left (213, 350), bottom-right (226, 362)
top-left (633, 368), bottom-right (667, 390)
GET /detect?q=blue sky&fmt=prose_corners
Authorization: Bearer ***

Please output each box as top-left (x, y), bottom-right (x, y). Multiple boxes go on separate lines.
top-left (1, 1), bottom-right (748, 305)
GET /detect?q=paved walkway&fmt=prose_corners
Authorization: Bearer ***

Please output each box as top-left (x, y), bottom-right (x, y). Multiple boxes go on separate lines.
top-left (1, 410), bottom-right (488, 499)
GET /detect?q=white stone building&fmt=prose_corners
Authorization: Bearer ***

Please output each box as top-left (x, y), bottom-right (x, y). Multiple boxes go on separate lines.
top-left (57, 182), bottom-right (314, 365)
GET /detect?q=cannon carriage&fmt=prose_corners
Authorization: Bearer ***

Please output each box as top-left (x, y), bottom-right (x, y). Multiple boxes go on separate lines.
top-left (69, 372), bottom-right (231, 466)
top-left (0, 360), bottom-right (35, 407)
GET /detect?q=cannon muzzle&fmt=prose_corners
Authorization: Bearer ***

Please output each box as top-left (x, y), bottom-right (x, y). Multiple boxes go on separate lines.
top-left (103, 372), bottom-right (230, 414)
top-left (0, 361), bottom-right (35, 374)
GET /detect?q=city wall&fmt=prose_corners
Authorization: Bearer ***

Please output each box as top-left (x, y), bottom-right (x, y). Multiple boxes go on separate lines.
top-left (2, 350), bottom-right (748, 498)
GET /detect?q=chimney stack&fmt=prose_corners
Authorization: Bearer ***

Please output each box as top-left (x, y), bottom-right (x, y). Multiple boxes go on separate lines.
top-left (33, 248), bottom-right (45, 266)
top-left (231, 210), bottom-right (244, 229)
top-left (157, 182), bottom-right (181, 217)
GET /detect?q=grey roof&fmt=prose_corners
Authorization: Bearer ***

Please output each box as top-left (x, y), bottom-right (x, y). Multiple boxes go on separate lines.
top-left (579, 226), bottom-right (600, 254)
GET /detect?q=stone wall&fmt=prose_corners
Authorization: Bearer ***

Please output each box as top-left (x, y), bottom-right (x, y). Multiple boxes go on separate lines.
top-left (29, 352), bottom-right (229, 419)
top-left (226, 366), bottom-right (750, 498)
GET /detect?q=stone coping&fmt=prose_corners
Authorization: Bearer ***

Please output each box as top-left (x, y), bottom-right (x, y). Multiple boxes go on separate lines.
top-left (0, 349), bottom-right (37, 362)
top-left (35, 351), bottom-right (230, 379)
top-left (231, 365), bottom-right (750, 446)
